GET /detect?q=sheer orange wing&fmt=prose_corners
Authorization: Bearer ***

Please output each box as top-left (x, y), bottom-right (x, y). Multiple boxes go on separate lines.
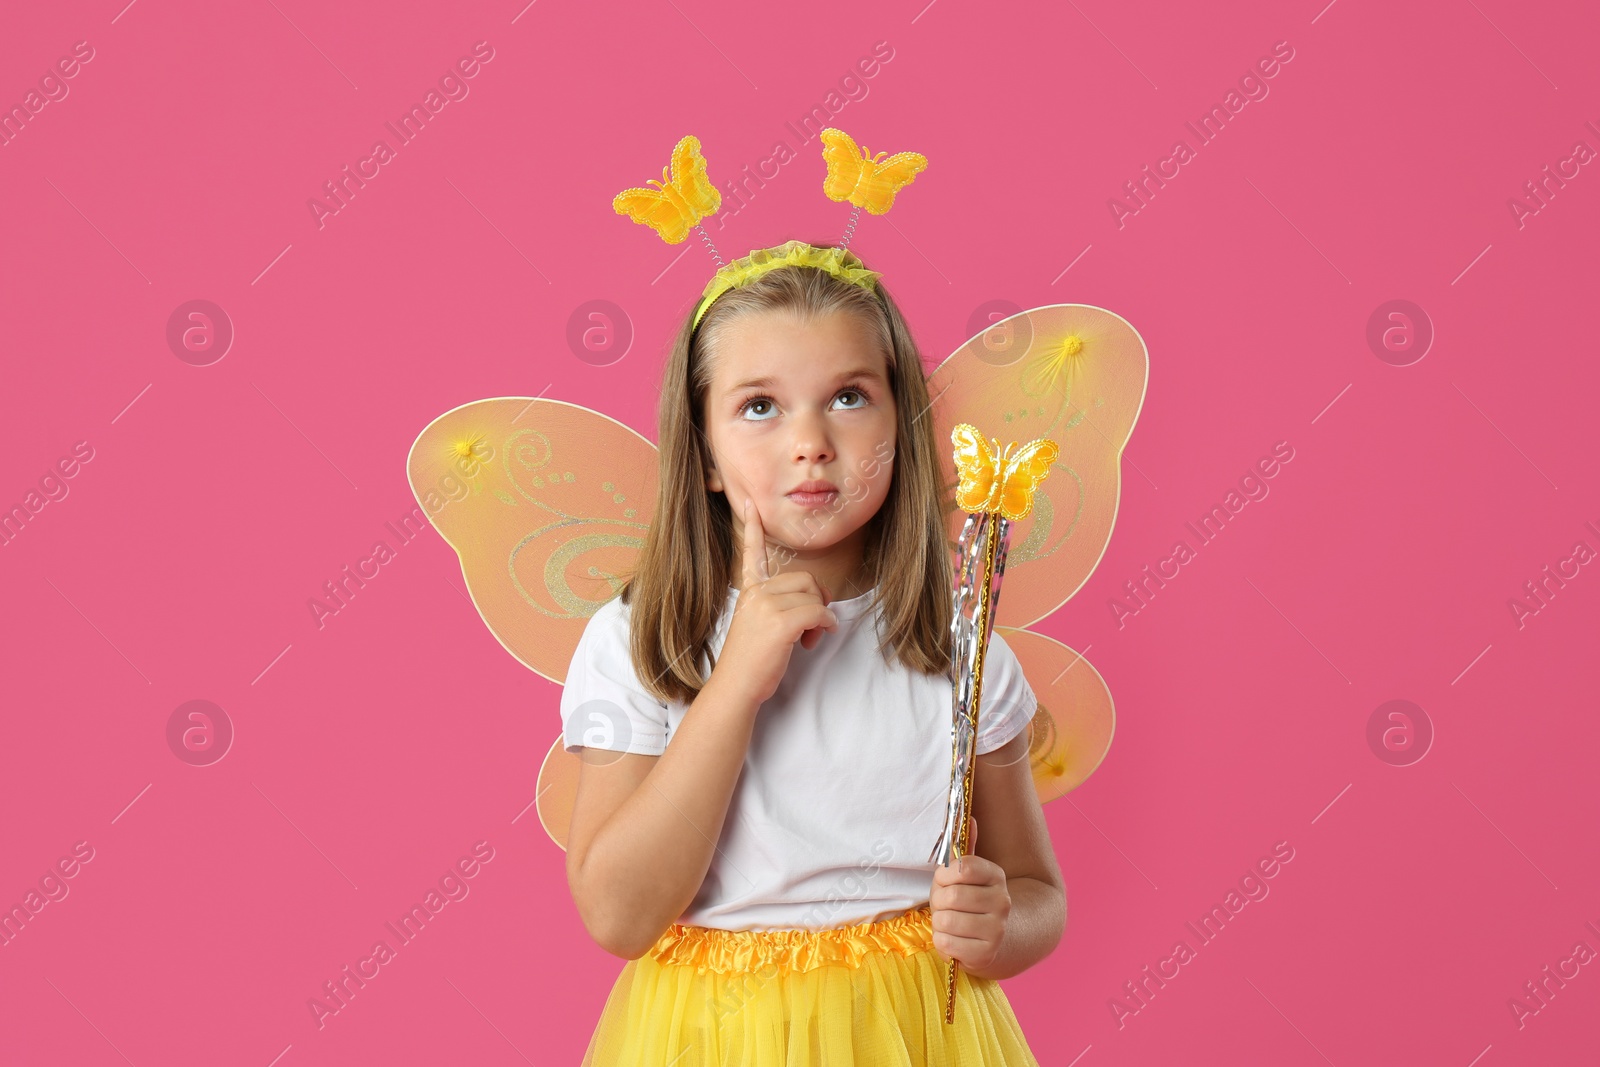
top-left (932, 304), bottom-right (1149, 802)
top-left (406, 397), bottom-right (658, 681)
top-left (407, 397), bottom-right (659, 850)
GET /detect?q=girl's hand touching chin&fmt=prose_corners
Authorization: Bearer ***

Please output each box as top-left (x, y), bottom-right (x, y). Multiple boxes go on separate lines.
top-left (714, 497), bottom-right (838, 707)
top-left (930, 815), bottom-right (1010, 975)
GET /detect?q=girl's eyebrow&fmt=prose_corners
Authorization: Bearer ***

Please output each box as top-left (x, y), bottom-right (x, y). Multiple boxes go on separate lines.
top-left (725, 367), bottom-right (884, 397)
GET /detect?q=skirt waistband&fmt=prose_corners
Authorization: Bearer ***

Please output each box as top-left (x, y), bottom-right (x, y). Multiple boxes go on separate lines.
top-left (646, 904), bottom-right (935, 977)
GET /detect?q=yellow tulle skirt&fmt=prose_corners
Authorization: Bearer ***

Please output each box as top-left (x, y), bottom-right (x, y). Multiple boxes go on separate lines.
top-left (580, 904), bottom-right (1040, 1066)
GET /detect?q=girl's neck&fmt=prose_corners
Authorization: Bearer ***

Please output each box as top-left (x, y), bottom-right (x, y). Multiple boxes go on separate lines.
top-left (827, 560), bottom-right (874, 601)
top-left (737, 552), bottom-right (874, 602)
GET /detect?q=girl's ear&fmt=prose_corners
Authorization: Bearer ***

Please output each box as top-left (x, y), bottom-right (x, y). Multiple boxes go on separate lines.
top-left (705, 463), bottom-right (723, 493)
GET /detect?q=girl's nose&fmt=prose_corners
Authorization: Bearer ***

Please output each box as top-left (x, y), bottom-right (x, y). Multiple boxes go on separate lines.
top-left (790, 410), bottom-right (834, 464)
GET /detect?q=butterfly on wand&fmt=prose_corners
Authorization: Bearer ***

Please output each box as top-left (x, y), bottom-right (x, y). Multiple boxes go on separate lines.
top-left (951, 424), bottom-right (1060, 523)
top-left (406, 304), bottom-right (1148, 849)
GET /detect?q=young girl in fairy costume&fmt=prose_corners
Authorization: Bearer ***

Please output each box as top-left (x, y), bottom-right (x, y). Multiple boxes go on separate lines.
top-left (560, 131), bottom-right (1065, 1065)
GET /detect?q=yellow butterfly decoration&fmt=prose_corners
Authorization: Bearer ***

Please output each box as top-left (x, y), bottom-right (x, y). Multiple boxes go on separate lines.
top-left (952, 425), bottom-right (1060, 522)
top-left (611, 134), bottom-right (721, 244)
top-left (820, 127), bottom-right (928, 215)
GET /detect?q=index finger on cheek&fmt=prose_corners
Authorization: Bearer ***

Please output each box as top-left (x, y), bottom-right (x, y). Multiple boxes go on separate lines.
top-left (742, 498), bottom-right (769, 586)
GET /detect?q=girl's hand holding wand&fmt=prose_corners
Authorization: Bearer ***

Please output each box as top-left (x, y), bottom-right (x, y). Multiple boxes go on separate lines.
top-left (719, 498), bottom-right (838, 705)
top-left (930, 815), bottom-right (1010, 976)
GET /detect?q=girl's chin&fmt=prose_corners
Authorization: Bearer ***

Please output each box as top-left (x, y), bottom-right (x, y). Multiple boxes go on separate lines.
top-left (770, 527), bottom-right (837, 551)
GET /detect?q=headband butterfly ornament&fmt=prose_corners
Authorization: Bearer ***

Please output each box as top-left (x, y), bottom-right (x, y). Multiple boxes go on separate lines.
top-left (611, 129), bottom-right (927, 328)
top-left (407, 124), bottom-right (1152, 1026)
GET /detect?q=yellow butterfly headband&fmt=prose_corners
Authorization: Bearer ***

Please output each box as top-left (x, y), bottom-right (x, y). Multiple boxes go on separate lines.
top-left (611, 130), bottom-right (928, 329)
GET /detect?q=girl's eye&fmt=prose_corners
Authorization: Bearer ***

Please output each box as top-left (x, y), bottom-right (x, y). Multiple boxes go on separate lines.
top-left (738, 388), bottom-right (870, 421)
top-left (834, 389), bottom-right (867, 410)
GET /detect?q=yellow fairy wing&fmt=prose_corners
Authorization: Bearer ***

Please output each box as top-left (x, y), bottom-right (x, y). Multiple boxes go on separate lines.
top-left (535, 736), bottom-right (579, 850)
top-left (854, 151), bottom-right (928, 214)
top-left (820, 128), bottom-right (867, 204)
top-left (407, 397), bottom-right (659, 852)
top-left (669, 133), bottom-right (722, 220)
top-left (997, 627), bottom-right (1115, 803)
top-left (406, 397), bottom-right (657, 682)
top-left (996, 438), bottom-right (1060, 522)
top-left (951, 423), bottom-right (1001, 513)
top-left (934, 305), bottom-right (1148, 628)
top-left (935, 305), bottom-right (1149, 801)
top-left (612, 188), bottom-right (693, 245)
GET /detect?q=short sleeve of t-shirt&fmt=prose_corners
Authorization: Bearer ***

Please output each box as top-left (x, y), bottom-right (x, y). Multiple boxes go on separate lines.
top-left (973, 628), bottom-right (1039, 755)
top-left (558, 597), bottom-right (672, 756)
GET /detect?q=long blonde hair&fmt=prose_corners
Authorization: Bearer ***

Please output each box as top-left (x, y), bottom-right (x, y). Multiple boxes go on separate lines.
top-left (619, 246), bottom-right (956, 705)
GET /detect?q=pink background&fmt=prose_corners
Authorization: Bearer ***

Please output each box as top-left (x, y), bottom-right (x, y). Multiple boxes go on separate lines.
top-left (3, 0), bottom-right (1597, 1064)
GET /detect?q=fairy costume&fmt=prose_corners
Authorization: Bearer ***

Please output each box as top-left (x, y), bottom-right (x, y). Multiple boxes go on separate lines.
top-left (403, 127), bottom-right (1150, 1065)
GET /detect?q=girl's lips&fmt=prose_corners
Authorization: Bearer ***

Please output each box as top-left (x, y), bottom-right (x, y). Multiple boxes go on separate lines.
top-left (786, 490), bottom-right (838, 507)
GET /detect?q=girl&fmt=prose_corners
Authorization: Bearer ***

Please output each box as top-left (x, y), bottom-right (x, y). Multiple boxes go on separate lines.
top-left (558, 243), bottom-right (1065, 1065)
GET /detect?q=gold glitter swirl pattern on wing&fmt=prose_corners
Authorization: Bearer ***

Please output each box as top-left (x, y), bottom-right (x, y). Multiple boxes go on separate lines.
top-left (405, 397), bottom-right (658, 683)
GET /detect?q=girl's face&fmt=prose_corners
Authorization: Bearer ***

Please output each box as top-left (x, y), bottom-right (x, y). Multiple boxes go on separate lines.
top-left (702, 308), bottom-right (898, 566)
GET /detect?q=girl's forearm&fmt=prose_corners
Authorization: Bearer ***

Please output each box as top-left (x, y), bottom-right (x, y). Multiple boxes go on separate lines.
top-left (569, 673), bottom-right (759, 958)
top-left (963, 876), bottom-right (1066, 981)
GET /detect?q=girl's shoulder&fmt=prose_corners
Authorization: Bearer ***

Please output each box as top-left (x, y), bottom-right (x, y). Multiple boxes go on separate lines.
top-left (587, 590), bottom-right (632, 632)
top-left (573, 591), bottom-right (665, 682)
top-left (560, 593), bottom-right (672, 755)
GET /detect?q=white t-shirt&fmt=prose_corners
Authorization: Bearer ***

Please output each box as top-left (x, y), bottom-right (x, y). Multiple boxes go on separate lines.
top-left (558, 582), bottom-right (1039, 932)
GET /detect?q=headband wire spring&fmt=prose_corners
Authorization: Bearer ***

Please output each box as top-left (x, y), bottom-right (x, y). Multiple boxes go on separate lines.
top-left (694, 224), bottom-right (726, 269)
top-left (838, 205), bottom-right (863, 250)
